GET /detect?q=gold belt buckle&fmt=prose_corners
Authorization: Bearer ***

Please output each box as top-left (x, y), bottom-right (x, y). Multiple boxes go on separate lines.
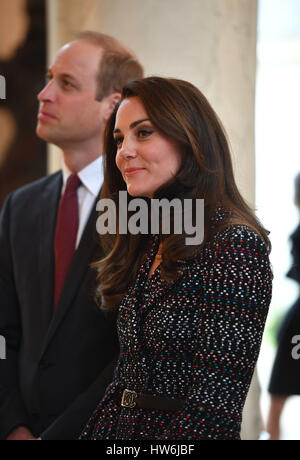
top-left (121, 389), bottom-right (138, 408)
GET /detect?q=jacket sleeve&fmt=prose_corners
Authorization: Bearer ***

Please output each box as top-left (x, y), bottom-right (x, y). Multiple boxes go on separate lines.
top-left (160, 227), bottom-right (273, 440)
top-left (0, 195), bottom-right (31, 439)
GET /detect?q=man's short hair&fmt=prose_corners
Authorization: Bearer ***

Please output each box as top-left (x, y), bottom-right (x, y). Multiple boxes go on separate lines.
top-left (76, 31), bottom-right (144, 100)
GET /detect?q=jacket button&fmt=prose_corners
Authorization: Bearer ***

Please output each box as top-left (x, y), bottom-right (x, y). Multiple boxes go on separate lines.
top-left (31, 413), bottom-right (40, 423)
top-left (39, 360), bottom-right (52, 370)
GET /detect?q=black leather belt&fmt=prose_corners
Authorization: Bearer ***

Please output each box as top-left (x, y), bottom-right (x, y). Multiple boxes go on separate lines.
top-left (120, 389), bottom-right (185, 412)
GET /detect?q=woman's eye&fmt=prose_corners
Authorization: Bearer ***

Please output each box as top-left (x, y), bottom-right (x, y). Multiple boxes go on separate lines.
top-left (114, 136), bottom-right (123, 147)
top-left (138, 129), bottom-right (153, 138)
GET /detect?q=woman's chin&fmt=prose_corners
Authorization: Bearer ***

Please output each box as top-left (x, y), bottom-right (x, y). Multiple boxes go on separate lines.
top-left (127, 186), bottom-right (152, 198)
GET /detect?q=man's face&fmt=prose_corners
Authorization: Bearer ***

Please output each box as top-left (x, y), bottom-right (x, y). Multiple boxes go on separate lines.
top-left (36, 40), bottom-right (106, 151)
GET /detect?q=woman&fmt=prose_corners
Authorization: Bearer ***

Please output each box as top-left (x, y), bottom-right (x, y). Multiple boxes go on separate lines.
top-left (80, 77), bottom-right (273, 440)
top-left (267, 172), bottom-right (300, 440)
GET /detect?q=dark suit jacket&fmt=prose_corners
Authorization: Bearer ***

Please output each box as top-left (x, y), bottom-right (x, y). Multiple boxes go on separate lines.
top-left (287, 223), bottom-right (300, 284)
top-left (0, 172), bottom-right (119, 440)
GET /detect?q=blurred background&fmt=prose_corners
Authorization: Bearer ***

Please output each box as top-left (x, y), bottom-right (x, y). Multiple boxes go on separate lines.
top-left (0, 0), bottom-right (46, 205)
top-left (256, 0), bottom-right (300, 441)
top-left (0, 0), bottom-right (299, 440)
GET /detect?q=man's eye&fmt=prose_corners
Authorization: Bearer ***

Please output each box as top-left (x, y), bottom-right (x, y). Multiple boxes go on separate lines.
top-left (62, 81), bottom-right (74, 88)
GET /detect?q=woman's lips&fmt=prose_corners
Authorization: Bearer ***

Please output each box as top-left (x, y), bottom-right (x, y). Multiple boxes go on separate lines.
top-left (124, 168), bottom-right (145, 176)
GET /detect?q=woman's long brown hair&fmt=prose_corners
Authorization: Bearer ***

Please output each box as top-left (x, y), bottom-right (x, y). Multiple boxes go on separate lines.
top-left (94, 77), bottom-right (271, 310)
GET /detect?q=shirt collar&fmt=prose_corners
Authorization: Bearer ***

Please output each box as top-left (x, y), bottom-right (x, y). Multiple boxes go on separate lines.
top-left (62, 156), bottom-right (104, 197)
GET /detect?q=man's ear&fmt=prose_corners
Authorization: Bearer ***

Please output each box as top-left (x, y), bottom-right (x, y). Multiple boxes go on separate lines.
top-left (102, 92), bottom-right (121, 121)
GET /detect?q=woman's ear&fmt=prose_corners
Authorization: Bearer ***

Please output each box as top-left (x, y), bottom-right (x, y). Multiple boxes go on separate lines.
top-left (102, 92), bottom-right (121, 121)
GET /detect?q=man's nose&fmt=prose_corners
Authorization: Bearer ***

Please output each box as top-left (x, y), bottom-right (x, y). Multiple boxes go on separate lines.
top-left (37, 80), bottom-right (56, 103)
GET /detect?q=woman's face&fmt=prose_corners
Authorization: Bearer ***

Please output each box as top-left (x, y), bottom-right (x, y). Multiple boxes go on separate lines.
top-left (114, 97), bottom-right (182, 198)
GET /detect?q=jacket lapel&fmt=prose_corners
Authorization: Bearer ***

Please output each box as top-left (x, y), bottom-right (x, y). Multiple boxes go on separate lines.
top-left (39, 194), bottom-right (102, 358)
top-left (38, 172), bottom-right (62, 335)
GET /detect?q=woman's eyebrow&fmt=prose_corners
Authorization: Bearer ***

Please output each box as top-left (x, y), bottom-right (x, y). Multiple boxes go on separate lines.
top-left (113, 118), bottom-right (151, 134)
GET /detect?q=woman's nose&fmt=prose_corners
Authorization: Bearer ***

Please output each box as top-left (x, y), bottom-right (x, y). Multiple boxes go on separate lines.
top-left (118, 140), bottom-right (137, 159)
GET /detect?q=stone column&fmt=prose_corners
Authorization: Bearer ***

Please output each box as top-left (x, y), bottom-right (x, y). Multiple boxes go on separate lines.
top-left (47, 0), bottom-right (257, 208)
top-left (94, 0), bottom-right (258, 207)
top-left (47, 0), bottom-right (100, 62)
top-left (46, 0), bottom-right (102, 172)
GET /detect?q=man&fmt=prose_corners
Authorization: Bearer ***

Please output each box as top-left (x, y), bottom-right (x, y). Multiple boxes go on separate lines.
top-left (0, 31), bottom-right (143, 440)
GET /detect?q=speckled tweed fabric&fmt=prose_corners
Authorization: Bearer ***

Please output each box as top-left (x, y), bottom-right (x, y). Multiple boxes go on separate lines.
top-left (79, 207), bottom-right (273, 440)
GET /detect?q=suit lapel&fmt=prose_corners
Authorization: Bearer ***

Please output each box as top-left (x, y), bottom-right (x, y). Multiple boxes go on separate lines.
top-left (38, 172), bottom-right (62, 334)
top-left (39, 194), bottom-right (102, 358)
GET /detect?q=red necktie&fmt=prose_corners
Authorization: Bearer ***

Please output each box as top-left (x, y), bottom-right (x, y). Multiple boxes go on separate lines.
top-left (53, 174), bottom-right (81, 309)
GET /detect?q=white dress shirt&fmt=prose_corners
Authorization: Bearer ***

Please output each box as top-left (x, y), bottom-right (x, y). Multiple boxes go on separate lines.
top-left (61, 156), bottom-right (103, 248)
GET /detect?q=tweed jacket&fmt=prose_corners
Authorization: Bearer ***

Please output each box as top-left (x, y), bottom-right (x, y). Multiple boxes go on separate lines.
top-left (80, 209), bottom-right (273, 440)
